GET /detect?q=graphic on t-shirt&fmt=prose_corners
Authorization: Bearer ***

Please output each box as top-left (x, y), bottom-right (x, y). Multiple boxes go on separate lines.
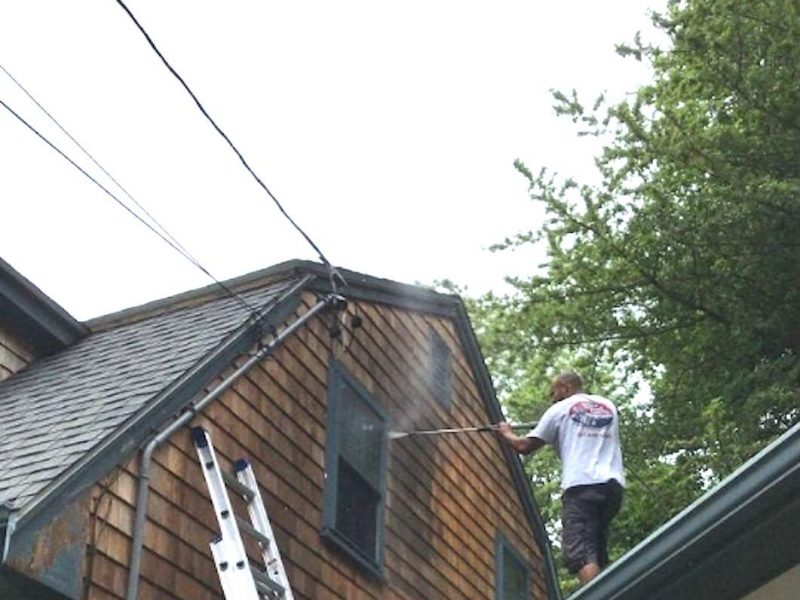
top-left (569, 400), bottom-right (613, 428)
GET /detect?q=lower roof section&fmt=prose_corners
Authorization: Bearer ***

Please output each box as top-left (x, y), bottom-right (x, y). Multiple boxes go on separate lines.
top-left (571, 420), bottom-right (800, 600)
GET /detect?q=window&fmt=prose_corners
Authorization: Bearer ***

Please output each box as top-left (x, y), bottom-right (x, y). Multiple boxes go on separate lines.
top-left (496, 532), bottom-right (532, 600)
top-left (428, 328), bottom-right (452, 410)
top-left (322, 362), bottom-right (388, 577)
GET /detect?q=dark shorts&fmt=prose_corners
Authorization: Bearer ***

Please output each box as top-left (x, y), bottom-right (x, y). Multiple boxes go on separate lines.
top-left (562, 480), bottom-right (623, 573)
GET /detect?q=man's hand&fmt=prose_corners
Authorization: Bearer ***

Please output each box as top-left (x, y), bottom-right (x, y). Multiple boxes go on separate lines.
top-left (495, 422), bottom-right (516, 440)
top-left (495, 421), bottom-right (544, 455)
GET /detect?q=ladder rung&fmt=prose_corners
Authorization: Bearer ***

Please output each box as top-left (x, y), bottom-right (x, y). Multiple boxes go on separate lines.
top-left (222, 469), bottom-right (256, 501)
top-left (251, 567), bottom-right (285, 596)
top-left (236, 515), bottom-right (272, 548)
top-left (194, 427), bottom-right (293, 599)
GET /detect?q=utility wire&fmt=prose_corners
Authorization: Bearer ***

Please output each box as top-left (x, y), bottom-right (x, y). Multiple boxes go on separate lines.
top-left (0, 95), bottom-right (258, 316)
top-left (113, 0), bottom-right (346, 293)
top-left (0, 63), bottom-right (198, 269)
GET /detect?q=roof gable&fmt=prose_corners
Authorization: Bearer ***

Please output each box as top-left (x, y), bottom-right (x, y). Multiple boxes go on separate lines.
top-left (0, 260), bottom-right (560, 598)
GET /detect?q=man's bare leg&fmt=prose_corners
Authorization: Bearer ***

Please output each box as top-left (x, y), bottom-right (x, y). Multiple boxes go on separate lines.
top-left (577, 562), bottom-right (601, 584)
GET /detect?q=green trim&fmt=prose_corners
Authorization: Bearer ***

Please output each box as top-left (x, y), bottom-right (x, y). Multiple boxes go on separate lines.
top-left (321, 361), bottom-right (388, 580)
top-left (495, 531), bottom-right (533, 600)
top-left (305, 266), bottom-right (461, 317)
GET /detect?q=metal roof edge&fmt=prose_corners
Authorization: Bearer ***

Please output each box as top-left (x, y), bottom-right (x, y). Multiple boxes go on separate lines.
top-left (305, 266), bottom-right (461, 316)
top-left (11, 276), bottom-right (310, 537)
top-left (0, 258), bottom-right (87, 353)
top-left (571, 420), bottom-right (800, 599)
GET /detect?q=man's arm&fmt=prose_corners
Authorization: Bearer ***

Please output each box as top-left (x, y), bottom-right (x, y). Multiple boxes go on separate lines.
top-left (496, 422), bottom-right (546, 455)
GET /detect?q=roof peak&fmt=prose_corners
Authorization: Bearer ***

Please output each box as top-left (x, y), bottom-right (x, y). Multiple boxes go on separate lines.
top-left (86, 260), bottom-right (460, 332)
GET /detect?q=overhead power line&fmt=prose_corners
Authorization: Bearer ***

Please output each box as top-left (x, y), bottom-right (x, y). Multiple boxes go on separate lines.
top-left (0, 63), bottom-right (199, 274)
top-left (0, 94), bottom-right (258, 316)
top-left (113, 0), bottom-right (345, 292)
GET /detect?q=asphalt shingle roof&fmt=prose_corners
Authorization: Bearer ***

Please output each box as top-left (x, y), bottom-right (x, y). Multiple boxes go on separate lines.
top-left (0, 279), bottom-right (296, 508)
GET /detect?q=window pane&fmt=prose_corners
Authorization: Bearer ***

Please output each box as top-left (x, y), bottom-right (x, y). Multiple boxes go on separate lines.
top-left (337, 383), bottom-right (384, 485)
top-left (323, 363), bottom-right (387, 575)
top-left (503, 546), bottom-right (529, 600)
top-left (336, 457), bottom-right (380, 558)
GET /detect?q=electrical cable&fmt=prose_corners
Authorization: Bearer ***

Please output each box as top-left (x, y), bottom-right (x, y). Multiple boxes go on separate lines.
top-left (113, 0), bottom-right (347, 294)
top-left (0, 95), bottom-right (258, 316)
top-left (0, 63), bottom-right (198, 269)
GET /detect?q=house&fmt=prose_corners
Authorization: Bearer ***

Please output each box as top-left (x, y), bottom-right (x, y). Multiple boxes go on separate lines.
top-left (0, 257), bottom-right (560, 600)
top-left (570, 401), bottom-right (800, 599)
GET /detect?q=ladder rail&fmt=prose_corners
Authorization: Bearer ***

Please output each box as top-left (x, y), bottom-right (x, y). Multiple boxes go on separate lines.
top-left (236, 460), bottom-right (295, 600)
top-left (193, 427), bottom-right (293, 600)
top-left (210, 537), bottom-right (261, 599)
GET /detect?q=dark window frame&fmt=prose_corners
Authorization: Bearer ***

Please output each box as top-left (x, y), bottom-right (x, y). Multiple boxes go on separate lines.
top-left (321, 361), bottom-right (388, 579)
top-left (495, 531), bottom-right (533, 600)
top-left (428, 328), bottom-right (452, 410)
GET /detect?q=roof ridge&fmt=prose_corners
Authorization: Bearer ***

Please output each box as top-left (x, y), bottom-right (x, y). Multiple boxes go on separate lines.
top-left (86, 260), bottom-right (315, 332)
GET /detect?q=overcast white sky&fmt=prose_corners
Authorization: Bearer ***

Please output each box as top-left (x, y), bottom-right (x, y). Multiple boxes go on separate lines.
top-left (0, 1), bottom-right (665, 320)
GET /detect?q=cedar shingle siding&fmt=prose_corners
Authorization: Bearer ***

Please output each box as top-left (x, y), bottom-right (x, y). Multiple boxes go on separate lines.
top-left (0, 323), bottom-right (34, 382)
top-left (80, 294), bottom-right (548, 599)
top-left (0, 262), bottom-right (555, 599)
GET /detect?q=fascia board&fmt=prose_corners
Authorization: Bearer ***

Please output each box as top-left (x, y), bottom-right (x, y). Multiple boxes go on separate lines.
top-left (0, 258), bottom-right (86, 353)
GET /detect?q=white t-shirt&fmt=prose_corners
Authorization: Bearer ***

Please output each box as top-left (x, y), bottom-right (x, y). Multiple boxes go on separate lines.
top-left (528, 392), bottom-right (625, 490)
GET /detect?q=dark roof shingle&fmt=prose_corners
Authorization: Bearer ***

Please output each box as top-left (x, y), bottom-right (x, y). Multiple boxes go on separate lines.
top-left (0, 279), bottom-right (296, 507)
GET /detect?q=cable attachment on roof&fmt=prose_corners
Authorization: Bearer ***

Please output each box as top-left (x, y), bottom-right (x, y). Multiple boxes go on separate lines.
top-left (323, 293), bottom-right (348, 341)
top-left (326, 294), bottom-right (348, 312)
top-left (326, 263), bottom-right (348, 297)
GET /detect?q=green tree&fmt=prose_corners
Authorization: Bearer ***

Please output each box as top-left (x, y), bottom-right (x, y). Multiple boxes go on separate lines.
top-left (470, 0), bottom-right (800, 590)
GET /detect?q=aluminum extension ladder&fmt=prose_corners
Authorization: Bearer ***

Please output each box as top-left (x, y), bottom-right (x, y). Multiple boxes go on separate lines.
top-left (192, 427), bottom-right (295, 600)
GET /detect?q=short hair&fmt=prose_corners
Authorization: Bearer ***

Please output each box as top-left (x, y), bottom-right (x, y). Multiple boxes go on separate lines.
top-left (555, 372), bottom-right (583, 390)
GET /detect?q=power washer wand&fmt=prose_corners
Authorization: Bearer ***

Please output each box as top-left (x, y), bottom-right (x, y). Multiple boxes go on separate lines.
top-left (388, 422), bottom-right (537, 441)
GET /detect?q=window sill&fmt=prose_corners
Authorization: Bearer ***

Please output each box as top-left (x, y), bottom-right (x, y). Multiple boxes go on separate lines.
top-left (321, 526), bottom-right (386, 582)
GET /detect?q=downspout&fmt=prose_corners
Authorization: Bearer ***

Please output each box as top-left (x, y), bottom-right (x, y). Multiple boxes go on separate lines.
top-left (0, 503), bottom-right (16, 564)
top-left (125, 293), bottom-right (342, 600)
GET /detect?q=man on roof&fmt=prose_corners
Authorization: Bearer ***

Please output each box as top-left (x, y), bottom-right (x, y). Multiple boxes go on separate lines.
top-left (497, 372), bottom-right (625, 585)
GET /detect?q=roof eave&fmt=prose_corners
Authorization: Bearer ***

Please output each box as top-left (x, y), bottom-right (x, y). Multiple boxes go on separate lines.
top-left (0, 258), bottom-right (86, 354)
